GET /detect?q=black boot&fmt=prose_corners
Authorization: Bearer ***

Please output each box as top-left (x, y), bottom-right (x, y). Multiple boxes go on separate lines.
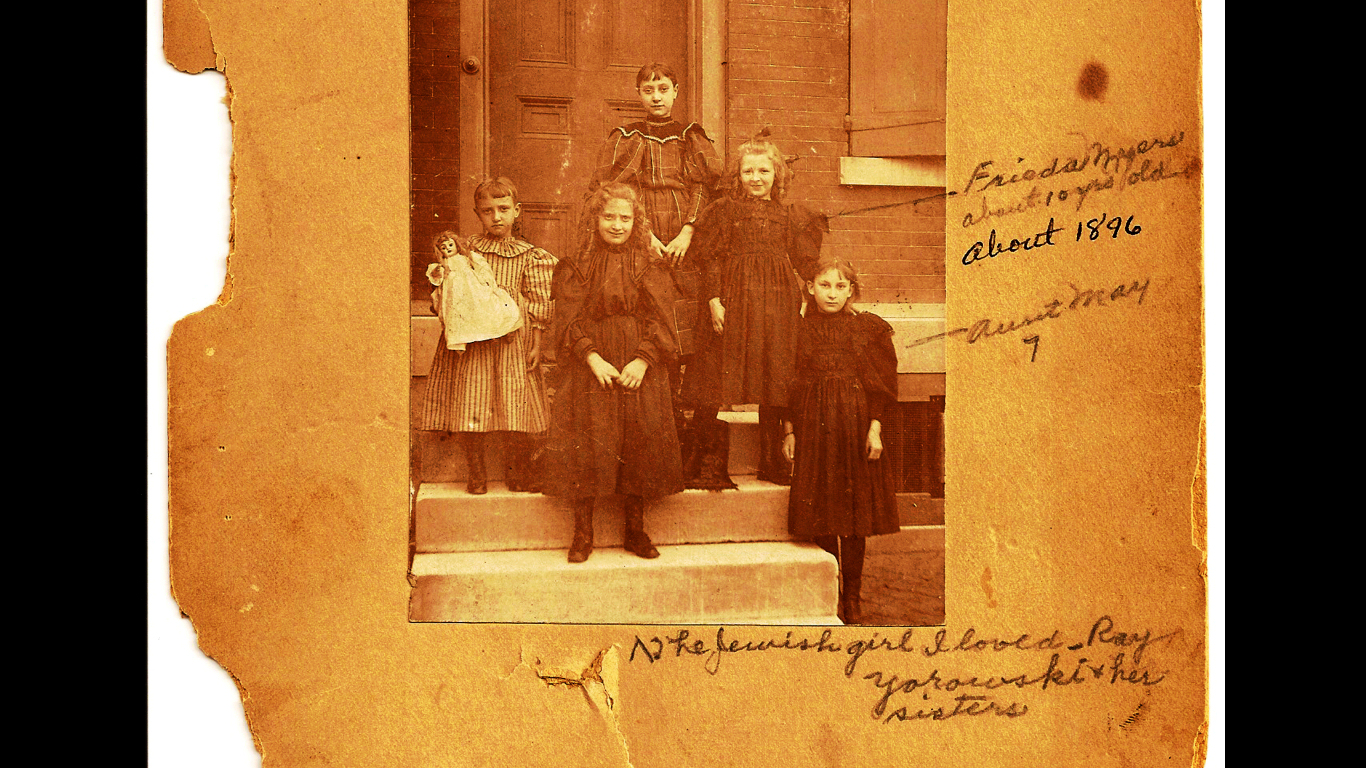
top-left (505, 433), bottom-right (542, 492)
top-left (690, 409), bottom-right (736, 490)
top-left (461, 432), bottom-right (487, 495)
top-left (568, 498), bottom-right (595, 563)
top-left (622, 495), bottom-right (660, 559)
top-left (839, 536), bottom-right (867, 625)
top-left (756, 406), bottom-right (792, 485)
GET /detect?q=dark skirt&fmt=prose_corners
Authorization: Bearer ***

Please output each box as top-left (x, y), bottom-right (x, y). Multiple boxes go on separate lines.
top-left (787, 373), bottom-right (900, 538)
top-left (682, 249), bottom-right (802, 407)
top-left (543, 313), bottom-right (684, 499)
top-left (640, 188), bottom-right (704, 358)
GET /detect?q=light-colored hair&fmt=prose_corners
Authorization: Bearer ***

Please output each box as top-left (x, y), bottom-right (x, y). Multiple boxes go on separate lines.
top-left (805, 256), bottom-right (862, 312)
top-left (726, 137), bottom-right (791, 202)
top-left (582, 183), bottom-right (653, 251)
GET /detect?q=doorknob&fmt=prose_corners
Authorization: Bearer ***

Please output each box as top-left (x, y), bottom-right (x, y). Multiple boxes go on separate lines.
top-left (461, 56), bottom-right (481, 75)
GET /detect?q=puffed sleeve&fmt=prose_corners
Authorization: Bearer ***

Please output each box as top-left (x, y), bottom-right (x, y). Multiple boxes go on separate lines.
top-left (787, 204), bottom-right (829, 282)
top-left (631, 250), bottom-right (680, 367)
top-left (521, 247), bottom-right (558, 330)
top-left (549, 257), bottom-right (596, 366)
top-left (856, 312), bottom-right (899, 421)
top-left (681, 124), bottom-right (722, 224)
top-left (692, 198), bottom-right (731, 302)
top-left (588, 126), bottom-right (646, 195)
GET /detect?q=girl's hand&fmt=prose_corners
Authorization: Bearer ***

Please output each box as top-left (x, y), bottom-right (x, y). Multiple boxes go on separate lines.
top-left (782, 433), bottom-right (795, 462)
top-left (866, 420), bottom-right (883, 461)
top-left (586, 353), bottom-right (620, 390)
top-left (649, 233), bottom-right (667, 260)
top-left (709, 298), bottom-right (725, 334)
top-left (617, 358), bottom-right (649, 390)
top-left (664, 226), bottom-right (694, 267)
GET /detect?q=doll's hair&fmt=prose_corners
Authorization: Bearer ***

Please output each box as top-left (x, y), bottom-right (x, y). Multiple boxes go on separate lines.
top-left (636, 62), bottom-right (679, 88)
top-left (726, 137), bottom-right (791, 202)
top-left (473, 176), bottom-right (520, 206)
top-left (804, 256), bottom-right (862, 313)
top-left (432, 230), bottom-right (468, 256)
top-left (581, 183), bottom-right (652, 250)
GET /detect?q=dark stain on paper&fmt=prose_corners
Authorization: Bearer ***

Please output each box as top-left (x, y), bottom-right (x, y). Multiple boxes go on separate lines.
top-left (1078, 61), bottom-right (1109, 100)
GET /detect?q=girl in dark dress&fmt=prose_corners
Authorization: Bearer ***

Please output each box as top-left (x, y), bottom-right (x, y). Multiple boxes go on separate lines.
top-left (682, 135), bottom-right (826, 487)
top-left (782, 257), bottom-right (901, 624)
top-left (543, 183), bottom-right (685, 563)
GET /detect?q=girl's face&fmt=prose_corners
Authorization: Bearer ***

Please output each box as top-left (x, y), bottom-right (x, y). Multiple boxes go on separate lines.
top-left (438, 238), bottom-right (459, 257)
top-left (809, 267), bottom-right (854, 314)
top-left (475, 194), bottom-right (520, 238)
top-left (739, 153), bottom-right (776, 200)
top-left (637, 76), bottom-right (678, 119)
top-left (597, 197), bottom-right (635, 245)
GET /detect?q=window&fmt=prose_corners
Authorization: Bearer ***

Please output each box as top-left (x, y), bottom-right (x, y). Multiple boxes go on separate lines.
top-left (847, 0), bottom-right (946, 158)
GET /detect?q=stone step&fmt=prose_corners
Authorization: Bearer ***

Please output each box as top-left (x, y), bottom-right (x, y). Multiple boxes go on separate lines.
top-left (415, 476), bottom-right (795, 554)
top-left (408, 541), bottom-right (840, 624)
top-left (416, 413), bottom-right (762, 483)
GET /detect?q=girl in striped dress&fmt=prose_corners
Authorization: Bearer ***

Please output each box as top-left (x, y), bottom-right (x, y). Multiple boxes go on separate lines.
top-left (421, 177), bottom-right (558, 494)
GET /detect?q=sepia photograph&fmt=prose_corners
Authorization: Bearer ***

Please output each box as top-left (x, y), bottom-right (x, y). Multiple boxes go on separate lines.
top-left (406, 0), bottom-right (948, 626)
top-left (151, 0), bottom-right (1219, 763)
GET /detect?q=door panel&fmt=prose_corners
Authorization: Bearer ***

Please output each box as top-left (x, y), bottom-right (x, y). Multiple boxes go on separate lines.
top-left (489, 0), bottom-right (688, 262)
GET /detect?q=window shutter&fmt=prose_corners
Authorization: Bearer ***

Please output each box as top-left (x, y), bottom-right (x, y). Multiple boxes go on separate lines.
top-left (848, 0), bottom-right (946, 157)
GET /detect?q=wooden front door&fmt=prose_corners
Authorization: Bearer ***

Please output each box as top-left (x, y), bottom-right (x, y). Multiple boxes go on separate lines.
top-left (485, 0), bottom-right (689, 262)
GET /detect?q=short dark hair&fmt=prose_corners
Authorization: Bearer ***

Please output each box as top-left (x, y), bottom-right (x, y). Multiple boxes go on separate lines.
top-left (636, 62), bottom-right (679, 88)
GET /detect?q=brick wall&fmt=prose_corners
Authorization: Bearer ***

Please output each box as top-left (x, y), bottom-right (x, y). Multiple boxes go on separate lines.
top-left (407, 0), bottom-right (946, 306)
top-left (725, 0), bottom-right (945, 305)
top-left (410, 1), bottom-right (462, 301)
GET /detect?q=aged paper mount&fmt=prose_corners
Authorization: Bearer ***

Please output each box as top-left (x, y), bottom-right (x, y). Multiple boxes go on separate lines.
top-left (152, 0), bottom-right (1229, 759)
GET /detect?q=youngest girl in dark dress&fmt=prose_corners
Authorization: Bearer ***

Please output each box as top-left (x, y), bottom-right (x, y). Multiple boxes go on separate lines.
top-left (782, 257), bottom-right (901, 624)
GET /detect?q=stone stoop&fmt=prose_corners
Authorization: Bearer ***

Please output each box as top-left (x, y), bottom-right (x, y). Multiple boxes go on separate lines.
top-left (416, 476), bottom-right (794, 553)
top-left (409, 393), bottom-right (839, 625)
top-left (418, 412), bottom-right (761, 482)
top-left (409, 542), bottom-right (840, 624)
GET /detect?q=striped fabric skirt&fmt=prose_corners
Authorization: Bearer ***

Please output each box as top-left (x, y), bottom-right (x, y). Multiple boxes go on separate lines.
top-left (420, 324), bottom-right (549, 434)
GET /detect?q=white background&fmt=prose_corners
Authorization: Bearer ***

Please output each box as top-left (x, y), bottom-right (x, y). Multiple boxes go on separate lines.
top-left (146, 1), bottom-right (1226, 764)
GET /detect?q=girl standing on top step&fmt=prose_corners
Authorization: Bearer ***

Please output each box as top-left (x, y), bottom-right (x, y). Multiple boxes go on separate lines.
top-left (681, 133), bottom-right (826, 488)
top-left (782, 256), bottom-right (900, 625)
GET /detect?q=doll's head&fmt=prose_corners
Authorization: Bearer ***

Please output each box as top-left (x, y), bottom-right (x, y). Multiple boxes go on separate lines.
top-left (805, 257), bottom-right (861, 314)
top-left (473, 177), bottom-right (521, 239)
top-left (728, 138), bottom-right (790, 202)
top-left (636, 63), bottom-right (680, 121)
top-left (433, 230), bottom-right (468, 259)
top-left (583, 183), bottom-right (652, 250)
